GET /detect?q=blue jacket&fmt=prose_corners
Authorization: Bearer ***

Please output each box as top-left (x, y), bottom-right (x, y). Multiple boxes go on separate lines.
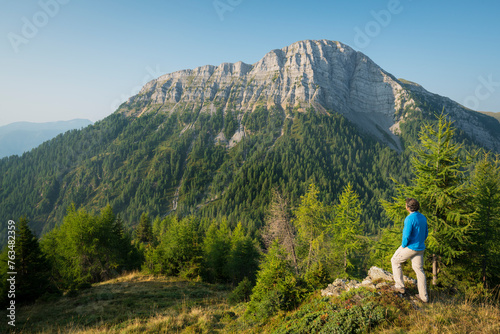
top-left (402, 211), bottom-right (428, 251)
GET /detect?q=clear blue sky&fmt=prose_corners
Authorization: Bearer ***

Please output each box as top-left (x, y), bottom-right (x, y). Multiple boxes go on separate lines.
top-left (1, 0), bottom-right (499, 126)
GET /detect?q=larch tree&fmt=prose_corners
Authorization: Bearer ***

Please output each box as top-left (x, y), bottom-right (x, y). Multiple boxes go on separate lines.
top-left (293, 183), bottom-right (332, 273)
top-left (333, 183), bottom-right (363, 274)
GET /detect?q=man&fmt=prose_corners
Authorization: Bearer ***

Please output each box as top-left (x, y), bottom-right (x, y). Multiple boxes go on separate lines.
top-left (391, 198), bottom-right (428, 302)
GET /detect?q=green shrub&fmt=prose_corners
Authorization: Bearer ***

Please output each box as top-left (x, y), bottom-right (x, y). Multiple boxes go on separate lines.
top-left (272, 289), bottom-right (405, 334)
top-left (228, 277), bottom-right (253, 304)
top-left (244, 241), bottom-right (307, 323)
top-left (303, 262), bottom-right (331, 292)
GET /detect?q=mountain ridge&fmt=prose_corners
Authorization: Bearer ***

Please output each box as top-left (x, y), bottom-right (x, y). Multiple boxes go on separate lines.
top-left (118, 39), bottom-right (500, 151)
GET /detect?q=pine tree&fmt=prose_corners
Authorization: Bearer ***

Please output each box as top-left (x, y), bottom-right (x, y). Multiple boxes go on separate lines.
top-left (202, 219), bottom-right (231, 282)
top-left (244, 241), bottom-right (302, 322)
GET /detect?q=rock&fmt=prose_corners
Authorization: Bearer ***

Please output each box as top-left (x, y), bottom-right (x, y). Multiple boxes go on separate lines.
top-left (368, 266), bottom-right (393, 282)
top-left (320, 266), bottom-right (418, 297)
top-left (375, 282), bottom-right (389, 289)
top-left (368, 266), bottom-right (417, 285)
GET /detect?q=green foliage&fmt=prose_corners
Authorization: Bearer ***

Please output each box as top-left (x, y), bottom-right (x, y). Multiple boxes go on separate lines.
top-left (40, 204), bottom-right (138, 289)
top-left (466, 153), bottom-right (500, 288)
top-left (272, 290), bottom-right (401, 334)
top-left (410, 114), bottom-right (473, 266)
top-left (202, 219), bottom-right (232, 282)
top-left (380, 113), bottom-right (474, 286)
top-left (227, 276), bottom-right (253, 304)
top-left (135, 212), bottom-right (153, 243)
top-left (142, 216), bottom-right (202, 277)
top-left (333, 183), bottom-right (364, 275)
top-left (293, 183), bottom-right (333, 273)
top-left (225, 222), bottom-right (260, 284)
top-left (0, 217), bottom-right (56, 305)
top-left (224, 110), bottom-right (239, 139)
top-left (302, 262), bottom-right (331, 292)
top-left (245, 241), bottom-right (306, 322)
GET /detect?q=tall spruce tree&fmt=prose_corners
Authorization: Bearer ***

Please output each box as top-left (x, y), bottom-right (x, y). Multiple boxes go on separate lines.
top-left (202, 219), bottom-right (231, 282)
top-left (244, 240), bottom-right (302, 322)
top-left (382, 114), bottom-right (473, 285)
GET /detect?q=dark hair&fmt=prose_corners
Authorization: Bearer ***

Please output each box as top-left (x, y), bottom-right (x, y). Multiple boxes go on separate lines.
top-left (405, 198), bottom-right (420, 212)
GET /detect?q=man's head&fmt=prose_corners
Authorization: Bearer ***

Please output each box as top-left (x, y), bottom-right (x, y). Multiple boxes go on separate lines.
top-left (405, 198), bottom-right (420, 212)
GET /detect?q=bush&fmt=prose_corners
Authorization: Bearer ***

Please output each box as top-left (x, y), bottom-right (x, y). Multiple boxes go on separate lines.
top-left (303, 262), bottom-right (331, 292)
top-left (273, 290), bottom-right (399, 334)
top-left (228, 277), bottom-right (253, 304)
top-left (244, 242), bottom-right (307, 323)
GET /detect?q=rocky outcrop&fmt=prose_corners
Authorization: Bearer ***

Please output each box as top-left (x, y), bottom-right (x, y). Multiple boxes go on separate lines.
top-left (119, 39), bottom-right (500, 152)
top-left (321, 266), bottom-right (416, 297)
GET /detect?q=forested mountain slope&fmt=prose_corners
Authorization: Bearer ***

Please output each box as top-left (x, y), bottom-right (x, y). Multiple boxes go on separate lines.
top-left (1, 40), bottom-right (499, 246)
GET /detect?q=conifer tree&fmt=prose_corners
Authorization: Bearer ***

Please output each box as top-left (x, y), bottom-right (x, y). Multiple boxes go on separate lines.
top-left (244, 241), bottom-right (302, 321)
top-left (293, 183), bottom-right (332, 272)
top-left (202, 219), bottom-right (231, 282)
top-left (381, 114), bottom-right (473, 285)
top-left (469, 154), bottom-right (500, 288)
top-left (13, 217), bottom-right (54, 303)
top-left (41, 205), bottom-right (138, 288)
top-left (226, 222), bottom-right (260, 284)
top-left (333, 183), bottom-right (363, 274)
top-left (136, 212), bottom-right (153, 244)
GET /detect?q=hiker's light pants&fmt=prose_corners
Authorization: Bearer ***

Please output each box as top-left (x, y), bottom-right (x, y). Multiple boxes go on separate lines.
top-left (391, 246), bottom-right (428, 302)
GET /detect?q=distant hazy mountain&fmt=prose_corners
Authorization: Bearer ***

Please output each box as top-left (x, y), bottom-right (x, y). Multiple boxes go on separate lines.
top-left (0, 119), bottom-right (93, 158)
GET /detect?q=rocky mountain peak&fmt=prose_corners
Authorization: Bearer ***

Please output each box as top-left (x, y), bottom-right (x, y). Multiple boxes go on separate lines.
top-left (119, 39), bottom-right (500, 151)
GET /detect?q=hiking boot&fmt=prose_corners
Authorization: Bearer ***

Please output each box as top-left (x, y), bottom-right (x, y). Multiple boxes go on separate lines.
top-left (391, 285), bottom-right (405, 294)
top-left (414, 295), bottom-right (428, 303)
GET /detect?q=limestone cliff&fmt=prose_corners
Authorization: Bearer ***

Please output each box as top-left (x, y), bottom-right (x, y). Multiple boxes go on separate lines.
top-left (118, 39), bottom-right (500, 151)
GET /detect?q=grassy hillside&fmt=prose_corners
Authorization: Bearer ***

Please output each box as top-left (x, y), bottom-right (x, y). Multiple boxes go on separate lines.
top-left (2, 272), bottom-right (498, 333)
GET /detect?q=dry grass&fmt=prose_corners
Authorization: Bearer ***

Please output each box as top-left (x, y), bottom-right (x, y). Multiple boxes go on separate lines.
top-left (1, 271), bottom-right (238, 333)
top-left (2, 272), bottom-right (498, 334)
top-left (377, 295), bottom-right (500, 334)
